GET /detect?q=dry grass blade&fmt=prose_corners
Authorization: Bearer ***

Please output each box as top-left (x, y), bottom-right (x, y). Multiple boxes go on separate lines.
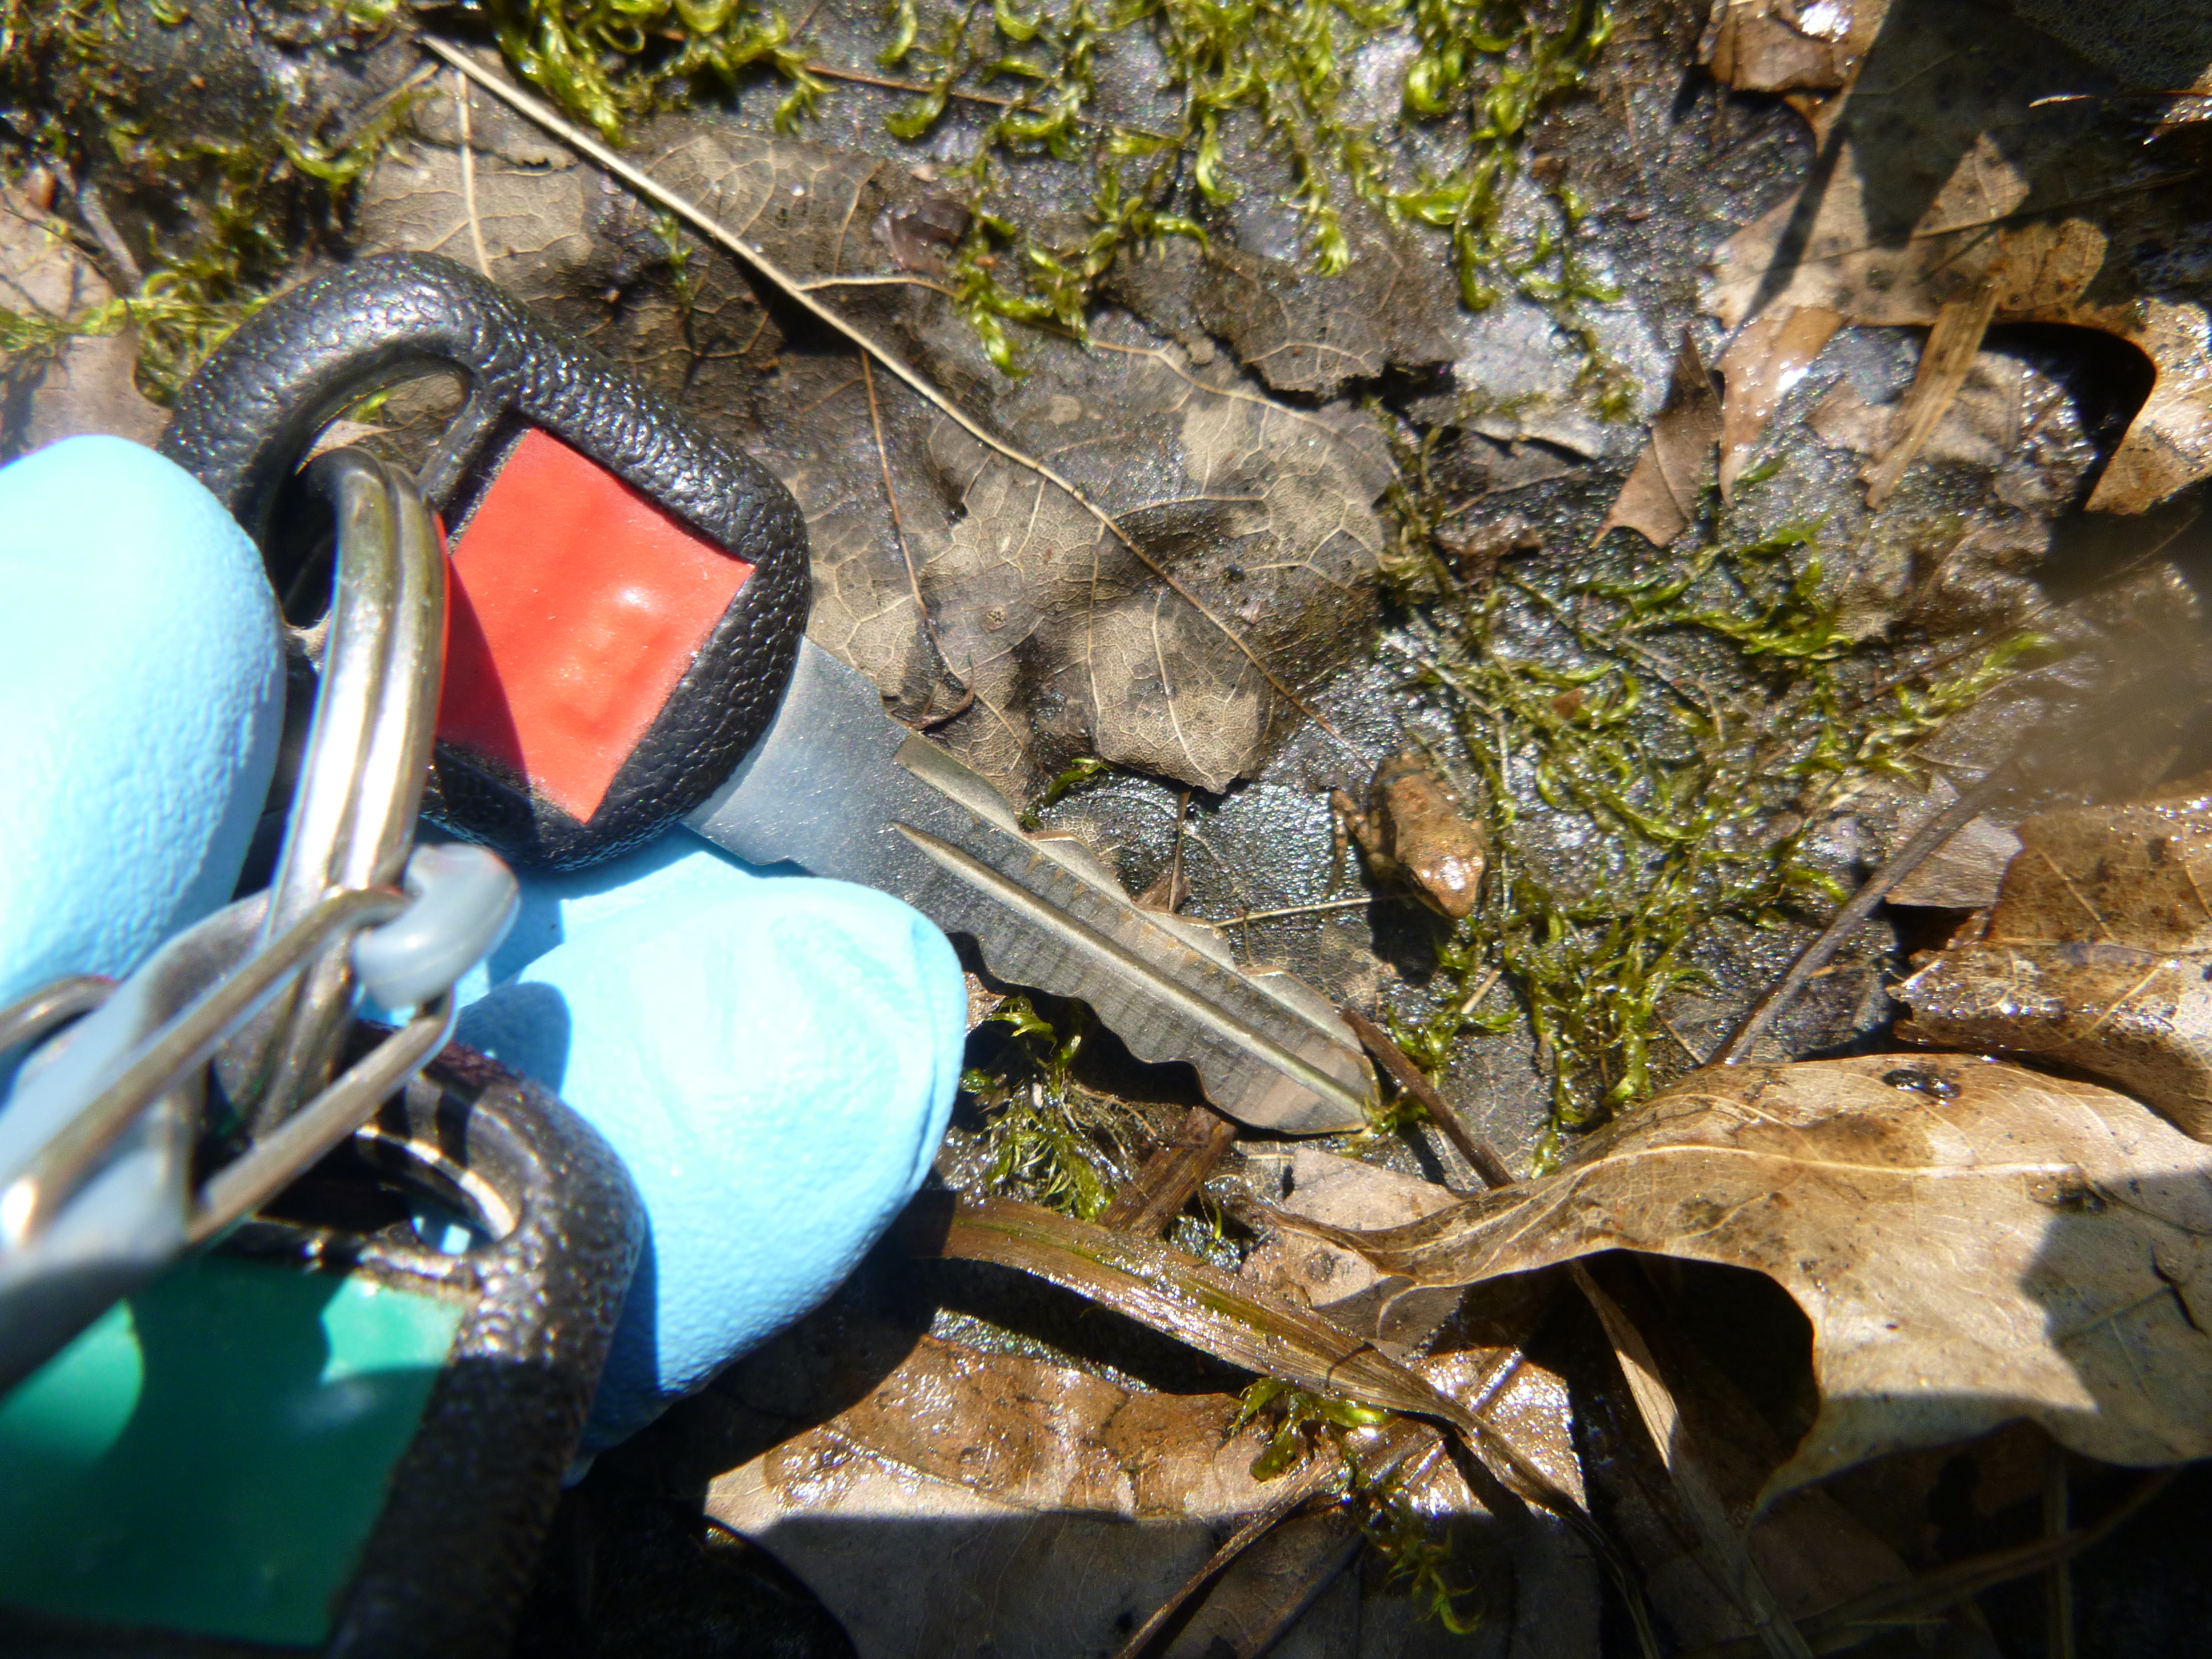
top-left (916, 1197), bottom-right (1547, 1519)
top-left (858, 348), bottom-right (965, 710)
top-left (421, 36), bottom-right (1352, 755)
top-left (450, 68), bottom-right (491, 279)
top-left (1575, 1263), bottom-right (1814, 1659)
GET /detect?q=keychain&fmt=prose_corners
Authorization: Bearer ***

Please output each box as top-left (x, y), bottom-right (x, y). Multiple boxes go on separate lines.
top-left (0, 448), bottom-right (644, 1659)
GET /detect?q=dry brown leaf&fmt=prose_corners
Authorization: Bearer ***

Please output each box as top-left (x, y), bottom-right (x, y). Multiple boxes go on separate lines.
top-left (1564, 1267), bottom-right (1926, 1654)
top-left (1704, 0), bottom-right (2212, 513)
top-left (701, 1328), bottom-right (1289, 1659)
top-left (686, 1288), bottom-right (1589, 1658)
top-left (0, 190), bottom-right (162, 458)
top-left (1899, 780), bottom-right (2212, 1139)
top-left (1188, 237), bottom-right (1465, 400)
top-left (1239, 1146), bottom-right (1462, 1327)
top-left (1716, 305), bottom-right (1840, 500)
top-left (1699, 0), bottom-right (1886, 96)
top-left (1285, 1055), bottom-right (2212, 1498)
top-left (1109, 230), bottom-right (1467, 403)
top-left (359, 116), bottom-right (1385, 797)
top-left (1597, 332), bottom-right (1721, 548)
top-left (1879, 809), bottom-right (2020, 909)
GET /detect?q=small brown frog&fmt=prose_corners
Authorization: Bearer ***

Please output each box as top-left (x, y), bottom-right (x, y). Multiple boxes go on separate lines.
top-left (1330, 752), bottom-right (1488, 920)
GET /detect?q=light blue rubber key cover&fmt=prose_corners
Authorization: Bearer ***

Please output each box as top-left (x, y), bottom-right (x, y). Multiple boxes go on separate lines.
top-left (0, 437), bottom-right (283, 1006)
top-left (451, 837), bottom-right (965, 1449)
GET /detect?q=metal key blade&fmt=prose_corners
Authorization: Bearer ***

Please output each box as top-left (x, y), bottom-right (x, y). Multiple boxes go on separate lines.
top-left (686, 640), bottom-right (1372, 1133)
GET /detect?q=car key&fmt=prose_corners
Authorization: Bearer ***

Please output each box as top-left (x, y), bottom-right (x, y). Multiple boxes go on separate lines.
top-left (164, 253), bottom-right (1373, 1135)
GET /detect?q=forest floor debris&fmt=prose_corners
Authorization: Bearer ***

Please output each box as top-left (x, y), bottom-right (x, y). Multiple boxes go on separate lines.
top-left (11, 0), bottom-right (2212, 1654)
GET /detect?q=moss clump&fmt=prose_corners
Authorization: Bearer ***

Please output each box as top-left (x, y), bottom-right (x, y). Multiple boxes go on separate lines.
top-left (0, 0), bottom-right (411, 400)
top-left (1234, 1376), bottom-right (1391, 1478)
top-left (1378, 430), bottom-right (2043, 1164)
top-left (960, 995), bottom-right (1135, 1218)
top-left (1235, 1378), bottom-right (1491, 1632)
top-left (487, 0), bottom-right (827, 138)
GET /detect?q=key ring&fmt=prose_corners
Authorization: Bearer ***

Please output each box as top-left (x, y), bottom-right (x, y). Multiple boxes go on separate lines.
top-left (0, 453), bottom-right (514, 1395)
top-left (223, 446), bottom-right (447, 1135)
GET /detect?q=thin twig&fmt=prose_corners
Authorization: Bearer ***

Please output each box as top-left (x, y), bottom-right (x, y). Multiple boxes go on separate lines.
top-left (1208, 894), bottom-right (1410, 925)
top-left (1135, 788), bottom-right (1192, 914)
top-left (421, 37), bottom-right (1354, 758)
top-left (1108, 1484), bottom-right (1333, 1659)
top-left (861, 349), bottom-right (966, 708)
top-left (1714, 754), bottom-right (2020, 1064)
top-left (331, 59), bottom-right (443, 148)
top-left (2044, 1443), bottom-right (2075, 1659)
top-left (1658, 1013), bottom-right (1706, 1066)
top-left (452, 69), bottom-right (493, 279)
top-left (1109, 1424), bottom-right (1440, 1659)
top-left (1456, 966), bottom-right (1503, 1019)
top-left (1341, 1007), bottom-right (1513, 1189)
top-left (798, 273), bottom-right (959, 297)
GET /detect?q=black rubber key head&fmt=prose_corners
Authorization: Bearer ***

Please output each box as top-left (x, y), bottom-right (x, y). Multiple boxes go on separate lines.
top-left (162, 252), bottom-right (811, 871)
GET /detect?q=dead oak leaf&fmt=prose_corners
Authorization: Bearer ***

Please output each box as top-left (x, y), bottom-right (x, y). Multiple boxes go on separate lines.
top-left (697, 1325), bottom-right (1278, 1659)
top-left (693, 1308), bottom-right (1580, 1659)
top-left (1288, 1054), bottom-right (2212, 1499)
top-left (785, 315), bottom-right (1387, 794)
top-left (1189, 230), bottom-right (1464, 399)
top-left (1705, 0), bottom-right (2212, 514)
top-left (1701, 0), bottom-right (1887, 97)
top-left (1899, 781), bottom-right (2212, 1142)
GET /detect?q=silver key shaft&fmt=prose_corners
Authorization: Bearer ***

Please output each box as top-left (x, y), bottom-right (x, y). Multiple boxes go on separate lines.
top-left (686, 640), bottom-right (1372, 1134)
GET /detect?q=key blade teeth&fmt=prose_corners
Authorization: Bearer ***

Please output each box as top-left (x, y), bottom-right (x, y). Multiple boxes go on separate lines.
top-left (892, 823), bottom-right (1371, 1133)
top-left (687, 638), bottom-right (1373, 1134)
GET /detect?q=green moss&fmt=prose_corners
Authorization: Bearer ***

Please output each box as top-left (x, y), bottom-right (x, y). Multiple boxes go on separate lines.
top-left (1233, 1376), bottom-right (1390, 1479)
top-left (1356, 1468), bottom-right (1492, 1634)
top-left (1, 0), bottom-right (417, 401)
top-left (1234, 1380), bottom-right (1491, 1632)
top-left (960, 995), bottom-right (1134, 1218)
top-left (487, 0), bottom-right (827, 138)
top-left (488, 0), bottom-right (1623, 391)
top-left (1379, 425), bottom-right (2044, 1164)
